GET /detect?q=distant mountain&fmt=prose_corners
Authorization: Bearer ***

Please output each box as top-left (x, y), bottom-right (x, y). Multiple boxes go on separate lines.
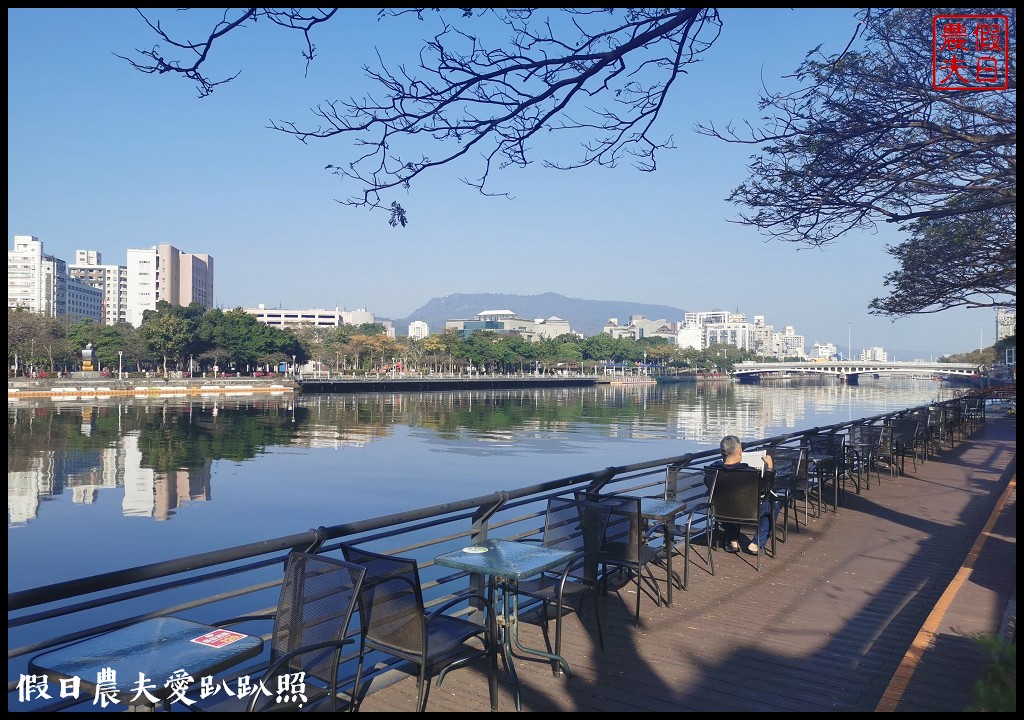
top-left (389, 292), bottom-right (687, 336)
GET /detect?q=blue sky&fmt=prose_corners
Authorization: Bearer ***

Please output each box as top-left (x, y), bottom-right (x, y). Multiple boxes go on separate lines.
top-left (7, 8), bottom-right (1000, 359)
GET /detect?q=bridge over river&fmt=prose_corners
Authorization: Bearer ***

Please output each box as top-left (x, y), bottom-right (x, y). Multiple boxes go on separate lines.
top-left (732, 360), bottom-right (981, 385)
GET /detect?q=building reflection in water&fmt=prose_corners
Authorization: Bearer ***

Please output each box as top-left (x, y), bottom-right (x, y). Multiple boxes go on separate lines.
top-left (8, 378), bottom-right (949, 528)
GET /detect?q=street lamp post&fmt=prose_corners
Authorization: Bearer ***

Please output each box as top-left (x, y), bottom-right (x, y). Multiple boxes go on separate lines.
top-left (118, 351), bottom-right (123, 380)
top-left (292, 355), bottom-right (297, 378)
top-left (847, 321), bottom-right (851, 363)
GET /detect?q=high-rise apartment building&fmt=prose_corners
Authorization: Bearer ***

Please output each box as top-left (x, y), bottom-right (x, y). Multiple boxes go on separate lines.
top-left (8, 235), bottom-right (102, 322)
top-left (9, 236), bottom-right (214, 327)
top-left (69, 250), bottom-right (128, 325)
top-left (125, 245), bottom-right (214, 326)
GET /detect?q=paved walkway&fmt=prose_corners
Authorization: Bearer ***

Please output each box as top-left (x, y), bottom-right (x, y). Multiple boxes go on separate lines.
top-left (356, 409), bottom-right (1016, 712)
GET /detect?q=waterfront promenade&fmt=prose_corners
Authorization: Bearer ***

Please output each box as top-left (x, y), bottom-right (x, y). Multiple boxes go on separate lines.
top-left (357, 410), bottom-right (1016, 712)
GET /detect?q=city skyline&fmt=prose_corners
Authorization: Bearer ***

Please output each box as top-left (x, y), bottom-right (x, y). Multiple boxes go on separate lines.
top-left (8, 232), bottom-right (1007, 361)
top-left (7, 8), bottom-right (1006, 358)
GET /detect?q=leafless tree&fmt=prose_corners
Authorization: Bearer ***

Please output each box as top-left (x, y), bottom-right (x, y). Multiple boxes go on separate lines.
top-left (698, 8), bottom-right (1015, 246)
top-left (121, 8), bottom-right (1015, 317)
top-left (119, 8), bottom-right (723, 227)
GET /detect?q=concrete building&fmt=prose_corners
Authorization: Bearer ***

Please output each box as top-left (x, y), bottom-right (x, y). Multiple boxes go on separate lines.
top-left (445, 310), bottom-right (573, 341)
top-left (776, 326), bottom-right (807, 359)
top-left (603, 315), bottom-right (675, 341)
top-left (125, 244), bottom-right (214, 327)
top-left (996, 308), bottom-right (1015, 341)
top-left (810, 341), bottom-right (839, 360)
top-left (244, 305), bottom-right (381, 330)
top-left (8, 235), bottom-right (59, 316)
top-left (408, 320), bottom-right (430, 340)
top-left (69, 250), bottom-right (128, 325)
top-left (8, 235), bottom-right (102, 322)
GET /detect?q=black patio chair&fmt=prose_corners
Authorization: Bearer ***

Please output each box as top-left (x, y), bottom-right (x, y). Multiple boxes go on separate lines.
top-left (801, 433), bottom-right (847, 512)
top-left (652, 466), bottom-right (715, 591)
top-left (340, 545), bottom-right (495, 713)
top-left (190, 551), bottom-right (365, 712)
top-left (516, 496), bottom-right (612, 676)
top-left (766, 446), bottom-right (808, 542)
top-left (575, 492), bottom-right (664, 629)
top-left (889, 418), bottom-right (924, 474)
top-left (704, 466), bottom-right (776, 571)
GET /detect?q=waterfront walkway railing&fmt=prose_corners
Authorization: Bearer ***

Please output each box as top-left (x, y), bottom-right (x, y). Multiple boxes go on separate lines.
top-left (6, 394), bottom-right (991, 712)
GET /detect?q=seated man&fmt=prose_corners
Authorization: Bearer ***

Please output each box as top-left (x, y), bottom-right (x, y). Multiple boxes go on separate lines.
top-left (708, 434), bottom-right (777, 555)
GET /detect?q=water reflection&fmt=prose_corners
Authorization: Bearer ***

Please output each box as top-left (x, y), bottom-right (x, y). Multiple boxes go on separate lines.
top-left (9, 378), bottom-right (948, 528)
top-left (8, 378), bottom-right (951, 591)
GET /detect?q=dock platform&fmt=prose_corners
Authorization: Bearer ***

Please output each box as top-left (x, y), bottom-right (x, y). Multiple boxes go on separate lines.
top-left (357, 411), bottom-right (1016, 712)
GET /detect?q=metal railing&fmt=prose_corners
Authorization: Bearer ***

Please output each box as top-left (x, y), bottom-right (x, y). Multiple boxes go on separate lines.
top-left (7, 396), bottom-right (981, 711)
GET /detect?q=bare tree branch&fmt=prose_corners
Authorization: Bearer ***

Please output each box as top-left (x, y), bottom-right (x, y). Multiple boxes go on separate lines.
top-left (696, 8), bottom-right (1016, 248)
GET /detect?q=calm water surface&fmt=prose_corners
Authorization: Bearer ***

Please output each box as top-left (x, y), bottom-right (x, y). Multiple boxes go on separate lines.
top-left (8, 378), bottom-right (950, 591)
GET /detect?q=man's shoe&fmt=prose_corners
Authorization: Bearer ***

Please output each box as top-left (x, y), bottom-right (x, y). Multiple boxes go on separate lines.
top-left (725, 541), bottom-right (741, 553)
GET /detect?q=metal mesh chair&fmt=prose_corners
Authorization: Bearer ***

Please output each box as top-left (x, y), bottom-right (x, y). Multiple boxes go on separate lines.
top-left (656, 466), bottom-right (715, 591)
top-left (766, 446), bottom-right (808, 542)
top-left (847, 424), bottom-right (883, 491)
top-left (190, 551), bottom-right (365, 712)
top-left (889, 418), bottom-right (924, 473)
top-left (341, 545), bottom-right (494, 713)
top-left (802, 433), bottom-right (847, 512)
top-left (516, 496), bottom-right (612, 676)
top-left (575, 493), bottom-right (664, 628)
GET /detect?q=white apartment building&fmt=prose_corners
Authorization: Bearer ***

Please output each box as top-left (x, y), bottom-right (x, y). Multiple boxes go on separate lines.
top-left (408, 320), bottom-right (430, 340)
top-left (861, 346), bottom-right (888, 361)
top-left (683, 310), bottom-right (732, 326)
top-left (8, 235), bottom-right (102, 322)
top-left (706, 319), bottom-right (754, 351)
top-left (8, 235), bottom-right (54, 315)
top-left (69, 250), bottom-right (128, 325)
top-left (676, 323), bottom-right (703, 351)
top-left (776, 326), bottom-right (807, 359)
top-left (996, 308), bottom-right (1015, 341)
top-left (809, 341), bottom-right (839, 360)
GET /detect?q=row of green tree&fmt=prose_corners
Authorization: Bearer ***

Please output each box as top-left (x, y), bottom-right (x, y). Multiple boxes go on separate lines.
top-left (12, 303), bottom-right (1011, 379)
top-left (9, 303), bottom-right (783, 378)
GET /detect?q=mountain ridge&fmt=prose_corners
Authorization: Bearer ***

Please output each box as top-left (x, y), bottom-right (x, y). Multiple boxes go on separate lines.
top-left (389, 292), bottom-right (687, 337)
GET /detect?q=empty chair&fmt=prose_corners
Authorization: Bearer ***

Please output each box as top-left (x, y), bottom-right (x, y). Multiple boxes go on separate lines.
top-left (766, 446), bottom-right (809, 542)
top-left (872, 424), bottom-right (898, 481)
top-left (705, 466), bottom-right (776, 570)
top-left (889, 418), bottom-right (924, 473)
top-left (926, 406), bottom-right (947, 455)
top-left (847, 424), bottom-right (883, 491)
top-left (341, 545), bottom-right (494, 713)
top-left (515, 496), bottom-right (612, 676)
top-left (190, 551), bottom-right (365, 712)
top-left (943, 403), bottom-right (965, 446)
top-left (655, 466), bottom-right (715, 591)
top-left (576, 493), bottom-right (664, 629)
top-left (801, 433), bottom-right (847, 512)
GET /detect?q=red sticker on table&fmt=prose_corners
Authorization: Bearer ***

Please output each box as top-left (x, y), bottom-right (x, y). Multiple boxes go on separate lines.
top-left (191, 629), bottom-right (248, 648)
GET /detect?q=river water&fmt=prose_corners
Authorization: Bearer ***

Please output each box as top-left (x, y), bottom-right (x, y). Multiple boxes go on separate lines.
top-left (8, 377), bottom-right (950, 592)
